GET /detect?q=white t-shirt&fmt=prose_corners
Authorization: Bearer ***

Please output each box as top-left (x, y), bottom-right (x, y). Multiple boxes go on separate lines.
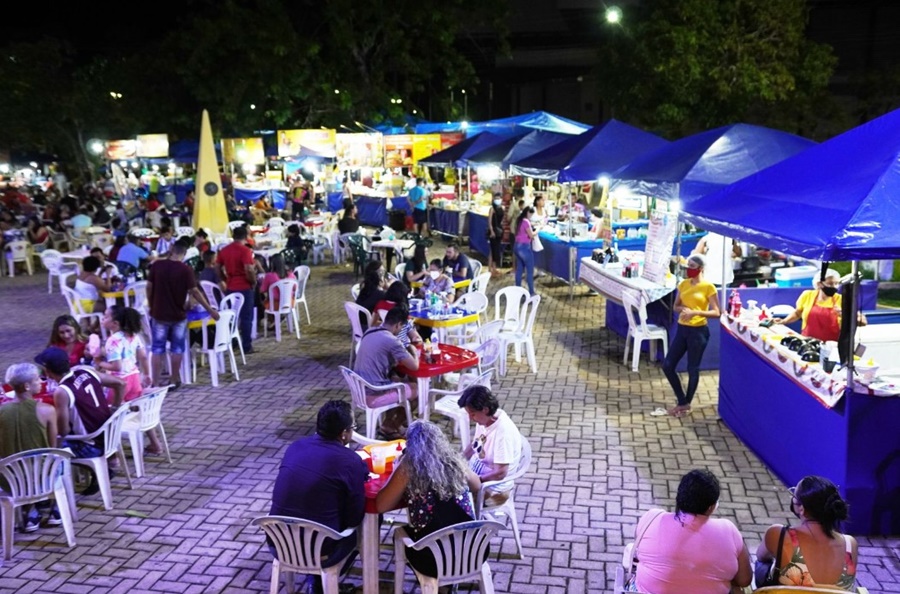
top-left (701, 232), bottom-right (734, 287)
top-left (468, 409), bottom-right (522, 493)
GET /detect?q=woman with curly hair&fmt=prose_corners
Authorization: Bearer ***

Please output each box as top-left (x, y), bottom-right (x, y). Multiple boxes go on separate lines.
top-left (756, 475), bottom-right (858, 591)
top-left (376, 420), bottom-right (482, 577)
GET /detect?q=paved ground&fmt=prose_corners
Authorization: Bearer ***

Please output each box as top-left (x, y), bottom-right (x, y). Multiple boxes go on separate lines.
top-left (0, 240), bottom-right (897, 593)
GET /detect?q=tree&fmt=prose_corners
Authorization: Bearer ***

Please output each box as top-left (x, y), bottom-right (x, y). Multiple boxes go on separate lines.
top-left (597, 0), bottom-right (837, 138)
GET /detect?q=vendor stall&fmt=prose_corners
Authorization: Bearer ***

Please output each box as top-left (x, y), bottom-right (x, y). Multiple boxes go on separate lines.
top-left (354, 194), bottom-right (411, 227)
top-left (679, 107), bottom-right (900, 535)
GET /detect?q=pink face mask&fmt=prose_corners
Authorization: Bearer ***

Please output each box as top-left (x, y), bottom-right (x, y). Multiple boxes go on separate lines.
top-left (686, 267), bottom-right (701, 279)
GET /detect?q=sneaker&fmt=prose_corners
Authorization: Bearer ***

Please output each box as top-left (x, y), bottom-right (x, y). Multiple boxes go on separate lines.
top-left (22, 509), bottom-right (41, 533)
top-left (45, 506), bottom-right (63, 527)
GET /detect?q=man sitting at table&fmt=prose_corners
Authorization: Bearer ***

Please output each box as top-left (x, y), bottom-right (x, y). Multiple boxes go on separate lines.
top-left (69, 206), bottom-right (93, 235)
top-left (116, 233), bottom-right (152, 273)
top-left (269, 400), bottom-right (367, 593)
top-left (442, 242), bottom-right (473, 281)
top-left (354, 306), bottom-right (419, 435)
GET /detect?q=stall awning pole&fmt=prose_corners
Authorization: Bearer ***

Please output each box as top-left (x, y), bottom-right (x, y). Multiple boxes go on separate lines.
top-left (568, 183), bottom-right (575, 299)
top-left (845, 260), bottom-right (860, 392)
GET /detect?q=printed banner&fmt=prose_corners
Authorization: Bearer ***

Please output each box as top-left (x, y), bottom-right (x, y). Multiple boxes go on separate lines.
top-left (278, 129), bottom-right (336, 158)
top-left (384, 135), bottom-right (414, 168)
top-left (441, 133), bottom-right (465, 149)
top-left (106, 140), bottom-right (136, 161)
top-left (336, 133), bottom-right (384, 168)
top-left (412, 134), bottom-right (442, 163)
top-left (136, 134), bottom-right (169, 158)
top-left (222, 138), bottom-right (265, 165)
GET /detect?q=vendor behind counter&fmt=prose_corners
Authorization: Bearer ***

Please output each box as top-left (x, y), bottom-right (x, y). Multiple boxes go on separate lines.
top-left (773, 267), bottom-right (867, 343)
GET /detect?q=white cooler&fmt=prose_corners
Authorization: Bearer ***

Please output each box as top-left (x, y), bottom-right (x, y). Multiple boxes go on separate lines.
top-left (774, 265), bottom-right (818, 287)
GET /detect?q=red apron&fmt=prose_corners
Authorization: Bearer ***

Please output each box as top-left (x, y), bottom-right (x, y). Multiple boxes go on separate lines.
top-left (803, 297), bottom-right (840, 342)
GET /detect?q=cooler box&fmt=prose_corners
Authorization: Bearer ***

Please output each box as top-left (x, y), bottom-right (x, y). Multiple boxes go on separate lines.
top-left (774, 265), bottom-right (818, 287)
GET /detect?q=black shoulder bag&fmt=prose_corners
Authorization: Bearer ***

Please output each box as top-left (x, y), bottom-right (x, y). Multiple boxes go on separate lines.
top-left (754, 525), bottom-right (787, 588)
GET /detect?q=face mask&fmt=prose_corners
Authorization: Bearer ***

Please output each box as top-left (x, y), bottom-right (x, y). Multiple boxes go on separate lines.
top-left (821, 285), bottom-right (838, 297)
top-left (493, 200), bottom-right (502, 206)
top-left (429, 270), bottom-right (440, 280)
top-left (790, 497), bottom-right (802, 519)
top-left (686, 267), bottom-right (701, 279)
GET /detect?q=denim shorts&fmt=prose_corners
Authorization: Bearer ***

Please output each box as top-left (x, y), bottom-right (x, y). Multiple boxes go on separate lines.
top-left (150, 318), bottom-right (188, 355)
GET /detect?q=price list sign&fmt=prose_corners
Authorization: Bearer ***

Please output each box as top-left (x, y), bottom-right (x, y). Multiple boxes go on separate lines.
top-left (642, 210), bottom-right (678, 284)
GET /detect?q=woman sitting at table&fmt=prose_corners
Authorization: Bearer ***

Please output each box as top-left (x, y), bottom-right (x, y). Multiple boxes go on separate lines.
top-left (355, 260), bottom-right (388, 329)
top-left (338, 203), bottom-right (360, 234)
top-left (418, 259), bottom-right (453, 299)
top-left (403, 244), bottom-right (429, 288)
top-left (630, 469), bottom-right (752, 594)
top-left (374, 281), bottom-right (423, 345)
top-left (48, 315), bottom-right (91, 367)
top-left (756, 475), bottom-right (858, 591)
top-left (376, 420), bottom-right (482, 579)
top-left (26, 216), bottom-right (49, 248)
top-left (774, 268), bottom-right (867, 342)
top-left (258, 253), bottom-right (295, 328)
top-left (74, 256), bottom-right (112, 316)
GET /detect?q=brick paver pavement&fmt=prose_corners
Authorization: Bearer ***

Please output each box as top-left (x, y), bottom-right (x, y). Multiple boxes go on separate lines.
top-left (0, 240), bottom-right (897, 593)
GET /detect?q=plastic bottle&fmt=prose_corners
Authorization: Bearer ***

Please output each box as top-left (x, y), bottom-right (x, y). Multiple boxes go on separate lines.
top-left (759, 304), bottom-right (768, 321)
top-left (730, 289), bottom-right (742, 318)
top-left (423, 339), bottom-right (433, 364)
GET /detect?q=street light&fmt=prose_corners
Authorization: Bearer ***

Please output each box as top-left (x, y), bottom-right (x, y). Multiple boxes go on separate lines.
top-left (605, 6), bottom-right (623, 24)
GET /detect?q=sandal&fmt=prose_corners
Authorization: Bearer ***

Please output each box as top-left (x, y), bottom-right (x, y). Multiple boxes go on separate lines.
top-left (650, 407), bottom-right (668, 417)
top-left (668, 407), bottom-right (692, 418)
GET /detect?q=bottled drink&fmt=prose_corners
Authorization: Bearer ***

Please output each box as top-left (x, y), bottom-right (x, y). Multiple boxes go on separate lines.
top-left (730, 289), bottom-right (742, 318)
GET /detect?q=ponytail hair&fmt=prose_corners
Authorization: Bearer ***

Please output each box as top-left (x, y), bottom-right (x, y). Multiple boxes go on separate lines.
top-left (795, 475), bottom-right (849, 537)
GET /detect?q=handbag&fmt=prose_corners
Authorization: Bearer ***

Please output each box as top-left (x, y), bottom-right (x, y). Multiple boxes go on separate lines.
top-left (753, 525), bottom-right (787, 588)
top-left (531, 234), bottom-right (544, 252)
top-left (616, 509), bottom-right (665, 592)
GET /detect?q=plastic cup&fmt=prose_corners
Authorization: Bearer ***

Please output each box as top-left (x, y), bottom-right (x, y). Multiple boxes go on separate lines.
top-left (371, 449), bottom-right (386, 474)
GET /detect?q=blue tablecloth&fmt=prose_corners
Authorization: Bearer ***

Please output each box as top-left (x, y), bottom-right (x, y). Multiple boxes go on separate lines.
top-left (468, 212), bottom-right (490, 257)
top-left (355, 195), bottom-right (412, 227)
top-left (234, 188), bottom-right (287, 210)
top-left (535, 232), bottom-right (605, 282)
top-left (719, 328), bottom-right (900, 535)
top-left (604, 281), bottom-right (880, 372)
top-left (430, 207), bottom-right (463, 236)
top-left (159, 182), bottom-right (194, 204)
top-left (327, 191), bottom-right (344, 213)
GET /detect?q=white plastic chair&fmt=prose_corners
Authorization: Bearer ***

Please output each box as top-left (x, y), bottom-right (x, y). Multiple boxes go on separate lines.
top-left (0, 448), bottom-right (77, 560)
top-left (475, 436), bottom-right (531, 559)
top-left (264, 279), bottom-right (300, 342)
top-left (350, 283), bottom-right (361, 301)
top-left (447, 292), bottom-right (489, 344)
top-left (40, 249), bottom-right (79, 294)
top-left (468, 259), bottom-right (483, 282)
top-left (192, 309), bottom-right (240, 387)
top-left (90, 233), bottom-right (114, 250)
top-left (123, 280), bottom-right (149, 312)
top-left (621, 290), bottom-right (668, 372)
top-left (121, 387), bottom-right (172, 478)
top-left (334, 230), bottom-right (353, 264)
top-left (67, 406), bottom-right (134, 511)
top-left (393, 520), bottom-right (504, 594)
top-left (48, 229), bottom-right (70, 252)
top-left (463, 319), bottom-right (504, 346)
top-left (293, 265), bottom-right (311, 324)
top-left (4, 240), bottom-right (33, 277)
top-left (470, 272), bottom-right (491, 295)
top-left (227, 220), bottom-right (248, 231)
top-left (339, 366), bottom-right (413, 440)
top-left (252, 515), bottom-right (357, 594)
top-left (457, 338), bottom-right (502, 389)
top-left (176, 226), bottom-right (195, 238)
top-left (199, 280), bottom-right (224, 310)
top-left (493, 286), bottom-right (530, 332)
top-left (498, 294), bottom-right (541, 376)
top-left (267, 217), bottom-right (286, 227)
top-left (61, 286), bottom-right (106, 340)
top-left (344, 302), bottom-right (372, 367)
top-left (219, 293), bottom-right (247, 364)
top-left (430, 370), bottom-right (494, 448)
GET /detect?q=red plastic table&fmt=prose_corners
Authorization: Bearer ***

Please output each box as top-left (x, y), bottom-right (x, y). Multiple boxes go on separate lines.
top-left (359, 449), bottom-right (405, 594)
top-left (398, 343), bottom-right (479, 418)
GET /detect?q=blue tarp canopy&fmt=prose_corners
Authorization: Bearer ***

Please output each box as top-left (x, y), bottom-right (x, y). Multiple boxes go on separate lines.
top-left (464, 111), bottom-right (590, 137)
top-left (612, 123), bottom-right (816, 202)
top-left (462, 130), bottom-right (573, 168)
top-left (418, 132), bottom-right (507, 167)
top-left (509, 119), bottom-right (669, 182)
top-left (169, 140), bottom-right (224, 163)
top-left (681, 108), bottom-right (900, 261)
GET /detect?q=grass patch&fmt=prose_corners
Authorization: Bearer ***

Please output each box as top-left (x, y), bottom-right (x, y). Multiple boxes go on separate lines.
top-left (878, 288), bottom-right (900, 309)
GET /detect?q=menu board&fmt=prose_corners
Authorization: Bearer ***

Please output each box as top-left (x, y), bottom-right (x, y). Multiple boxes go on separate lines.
top-left (336, 133), bottom-right (384, 168)
top-left (641, 209), bottom-right (678, 284)
top-left (136, 134), bottom-right (169, 158)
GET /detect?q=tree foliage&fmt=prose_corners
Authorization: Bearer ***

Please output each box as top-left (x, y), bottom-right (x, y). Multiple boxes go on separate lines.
top-left (0, 0), bottom-right (508, 172)
top-left (597, 0), bottom-right (838, 138)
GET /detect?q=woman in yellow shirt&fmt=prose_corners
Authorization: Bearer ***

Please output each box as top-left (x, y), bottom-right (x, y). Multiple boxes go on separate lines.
top-left (663, 255), bottom-right (720, 417)
top-left (774, 268), bottom-right (866, 342)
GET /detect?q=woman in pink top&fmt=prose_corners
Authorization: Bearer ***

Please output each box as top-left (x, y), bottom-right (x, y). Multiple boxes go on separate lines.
top-left (513, 206), bottom-right (537, 295)
top-left (632, 469), bottom-right (752, 594)
top-left (258, 253), bottom-right (295, 328)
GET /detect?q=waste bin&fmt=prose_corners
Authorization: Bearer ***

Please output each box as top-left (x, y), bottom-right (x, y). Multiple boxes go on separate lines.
top-left (389, 209), bottom-right (408, 232)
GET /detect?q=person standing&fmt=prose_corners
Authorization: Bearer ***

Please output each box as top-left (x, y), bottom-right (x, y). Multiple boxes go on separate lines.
top-left (692, 231), bottom-right (741, 287)
top-left (663, 255), bottom-right (720, 417)
top-left (408, 178), bottom-right (429, 236)
top-left (513, 206), bottom-right (537, 295)
top-left (147, 240), bottom-right (219, 388)
top-left (217, 225), bottom-right (257, 353)
top-left (269, 400), bottom-right (368, 591)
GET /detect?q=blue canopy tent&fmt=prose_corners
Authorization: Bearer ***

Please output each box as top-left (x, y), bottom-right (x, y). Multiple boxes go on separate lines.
top-left (415, 121), bottom-right (467, 134)
top-left (418, 132), bottom-right (507, 167)
top-left (678, 109), bottom-right (900, 536)
top-left (509, 119), bottom-right (669, 182)
top-left (464, 111), bottom-right (590, 137)
top-left (463, 130), bottom-right (574, 169)
top-left (611, 123), bottom-right (816, 203)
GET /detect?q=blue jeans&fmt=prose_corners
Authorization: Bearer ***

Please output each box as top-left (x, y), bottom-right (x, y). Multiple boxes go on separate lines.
top-left (514, 243), bottom-right (535, 295)
top-left (662, 324), bottom-right (710, 407)
top-left (150, 318), bottom-right (188, 355)
top-left (229, 288), bottom-right (255, 349)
